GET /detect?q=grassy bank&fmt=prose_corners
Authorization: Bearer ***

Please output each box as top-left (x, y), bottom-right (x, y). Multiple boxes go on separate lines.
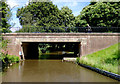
top-left (78, 43), bottom-right (119, 74)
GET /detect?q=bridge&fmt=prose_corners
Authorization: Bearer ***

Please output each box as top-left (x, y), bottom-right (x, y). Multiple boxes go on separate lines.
top-left (2, 33), bottom-right (119, 59)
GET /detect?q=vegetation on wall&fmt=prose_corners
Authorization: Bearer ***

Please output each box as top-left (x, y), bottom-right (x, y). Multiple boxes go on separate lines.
top-left (0, 38), bottom-right (19, 71)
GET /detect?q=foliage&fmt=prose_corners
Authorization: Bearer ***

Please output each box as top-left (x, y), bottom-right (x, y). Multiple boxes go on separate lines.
top-left (1, 39), bottom-right (9, 52)
top-left (0, 39), bottom-right (19, 70)
top-left (78, 43), bottom-right (120, 74)
top-left (6, 55), bottom-right (19, 63)
top-left (38, 43), bottom-right (79, 59)
top-left (0, 53), bottom-right (19, 70)
top-left (76, 57), bottom-right (80, 63)
top-left (17, 1), bottom-right (61, 29)
top-left (16, 26), bottom-right (67, 33)
top-left (16, 1), bottom-right (77, 32)
top-left (16, 26), bottom-right (79, 33)
top-left (75, 15), bottom-right (88, 27)
top-left (76, 2), bottom-right (120, 27)
top-left (59, 6), bottom-right (75, 27)
top-left (0, 38), bottom-right (10, 63)
top-left (16, 0), bottom-right (120, 32)
top-left (0, 1), bottom-right (12, 33)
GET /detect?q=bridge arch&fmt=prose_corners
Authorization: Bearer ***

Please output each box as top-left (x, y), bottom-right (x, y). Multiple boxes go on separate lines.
top-left (21, 42), bottom-right (81, 59)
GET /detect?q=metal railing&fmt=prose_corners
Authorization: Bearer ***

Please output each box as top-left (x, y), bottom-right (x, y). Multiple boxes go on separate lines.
top-left (9, 27), bottom-right (120, 33)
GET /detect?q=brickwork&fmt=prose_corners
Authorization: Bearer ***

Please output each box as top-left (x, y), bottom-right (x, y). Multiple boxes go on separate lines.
top-left (2, 33), bottom-right (119, 58)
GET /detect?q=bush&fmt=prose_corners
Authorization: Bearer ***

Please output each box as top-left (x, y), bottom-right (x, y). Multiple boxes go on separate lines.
top-left (1, 53), bottom-right (20, 71)
top-left (76, 57), bottom-right (80, 63)
top-left (7, 55), bottom-right (19, 63)
top-left (14, 56), bottom-right (19, 63)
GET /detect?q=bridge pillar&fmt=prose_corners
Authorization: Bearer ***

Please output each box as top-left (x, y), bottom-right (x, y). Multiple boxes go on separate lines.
top-left (21, 43), bottom-right (30, 60)
top-left (78, 42), bottom-right (82, 58)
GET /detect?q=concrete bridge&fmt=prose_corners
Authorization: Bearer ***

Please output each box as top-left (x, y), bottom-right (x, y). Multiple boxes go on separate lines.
top-left (2, 33), bottom-right (119, 59)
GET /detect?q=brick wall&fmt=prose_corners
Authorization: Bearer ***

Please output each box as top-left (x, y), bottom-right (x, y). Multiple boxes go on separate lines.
top-left (2, 33), bottom-right (119, 58)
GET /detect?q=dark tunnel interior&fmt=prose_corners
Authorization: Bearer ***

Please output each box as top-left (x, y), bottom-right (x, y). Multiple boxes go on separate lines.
top-left (22, 42), bottom-right (80, 59)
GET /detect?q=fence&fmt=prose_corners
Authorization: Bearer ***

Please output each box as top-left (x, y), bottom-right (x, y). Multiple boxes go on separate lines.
top-left (9, 27), bottom-right (120, 33)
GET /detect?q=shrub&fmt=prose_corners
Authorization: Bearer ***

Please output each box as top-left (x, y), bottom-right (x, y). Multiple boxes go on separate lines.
top-left (76, 57), bottom-right (80, 63)
top-left (14, 56), bottom-right (19, 63)
top-left (1, 54), bottom-right (20, 71)
top-left (7, 55), bottom-right (19, 63)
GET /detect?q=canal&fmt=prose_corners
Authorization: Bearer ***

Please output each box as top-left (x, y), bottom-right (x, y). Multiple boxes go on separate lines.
top-left (2, 60), bottom-right (117, 82)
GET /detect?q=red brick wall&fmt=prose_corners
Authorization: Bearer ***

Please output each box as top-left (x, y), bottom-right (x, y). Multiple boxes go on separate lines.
top-left (2, 33), bottom-right (119, 57)
top-left (81, 35), bottom-right (119, 56)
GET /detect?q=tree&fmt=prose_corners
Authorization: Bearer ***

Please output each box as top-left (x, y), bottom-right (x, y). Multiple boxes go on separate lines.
top-left (17, 1), bottom-right (78, 32)
top-left (75, 15), bottom-right (88, 27)
top-left (76, 1), bottom-right (120, 27)
top-left (0, 0), bottom-right (11, 33)
top-left (17, 1), bottom-right (62, 32)
top-left (59, 6), bottom-right (75, 27)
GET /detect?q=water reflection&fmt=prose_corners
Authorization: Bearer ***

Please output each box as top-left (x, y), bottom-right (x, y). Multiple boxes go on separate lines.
top-left (2, 60), bottom-right (117, 82)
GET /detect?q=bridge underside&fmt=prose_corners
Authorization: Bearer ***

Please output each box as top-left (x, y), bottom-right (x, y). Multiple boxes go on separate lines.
top-left (22, 42), bottom-right (81, 59)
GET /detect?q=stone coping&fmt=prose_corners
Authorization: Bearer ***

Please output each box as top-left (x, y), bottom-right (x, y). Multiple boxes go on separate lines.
top-left (1, 33), bottom-right (120, 36)
top-left (77, 63), bottom-right (120, 81)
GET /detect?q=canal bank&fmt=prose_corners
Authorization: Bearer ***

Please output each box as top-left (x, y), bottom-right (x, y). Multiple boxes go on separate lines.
top-left (76, 43), bottom-right (120, 81)
top-left (77, 63), bottom-right (120, 81)
top-left (62, 57), bottom-right (120, 81)
top-left (2, 60), bottom-right (117, 82)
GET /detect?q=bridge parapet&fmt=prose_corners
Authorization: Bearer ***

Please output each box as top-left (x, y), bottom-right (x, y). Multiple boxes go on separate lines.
top-left (2, 33), bottom-right (120, 36)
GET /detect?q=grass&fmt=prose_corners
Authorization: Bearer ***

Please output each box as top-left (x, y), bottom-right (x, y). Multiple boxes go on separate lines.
top-left (78, 43), bottom-right (120, 74)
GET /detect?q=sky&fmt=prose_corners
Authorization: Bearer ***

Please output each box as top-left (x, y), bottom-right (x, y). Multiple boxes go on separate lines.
top-left (6, 0), bottom-right (90, 32)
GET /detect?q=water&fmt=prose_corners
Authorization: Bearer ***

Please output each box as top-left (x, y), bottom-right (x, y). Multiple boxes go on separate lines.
top-left (2, 60), bottom-right (117, 82)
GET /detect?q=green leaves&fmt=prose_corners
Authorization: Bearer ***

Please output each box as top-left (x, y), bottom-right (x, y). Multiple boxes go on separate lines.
top-left (16, 0), bottom-right (120, 32)
top-left (59, 6), bottom-right (75, 27)
top-left (16, 1), bottom-right (76, 32)
top-left (1, 39), bottom-right (10, 51)
top-left (77, 2), bottom-right (120, 27)
top-left (17, 1), bottom-right (60, 29)
top-left (0, 1), bottom-right (11, 33)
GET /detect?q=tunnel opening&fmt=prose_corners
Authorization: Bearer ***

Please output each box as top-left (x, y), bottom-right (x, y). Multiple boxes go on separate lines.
top-left (22, 42), bottom-right (81, 60)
